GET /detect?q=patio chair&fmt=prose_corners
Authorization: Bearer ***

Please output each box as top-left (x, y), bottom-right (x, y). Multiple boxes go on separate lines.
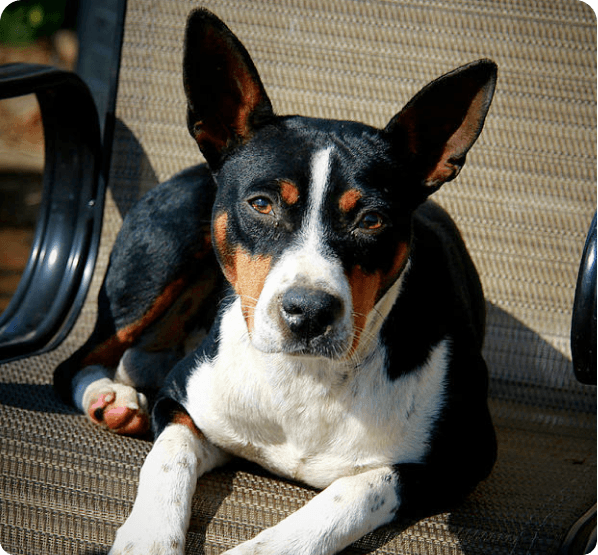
top-left (0, 0), bottom-right (595, 553)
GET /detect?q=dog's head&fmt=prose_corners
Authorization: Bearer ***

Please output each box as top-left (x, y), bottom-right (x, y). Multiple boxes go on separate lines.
top-left (183, 9), bottom-right (496, 360)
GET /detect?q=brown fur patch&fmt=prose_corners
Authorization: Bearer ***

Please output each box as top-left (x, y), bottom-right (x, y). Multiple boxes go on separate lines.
top-left (143, 271), bottom-right (219, 351)
top-left (280, 180), bottom-right (300, 205)
top-left (213, 212), bottom-right (237, 283)
top-left (213, 212), bottom-right (228, 251)
top-left (172, 411), bottom-right (204, 437)
top-left (213, 211), bottom-right (272, 332)
top-left (348, 241), bottom-right (409, 354)
top-left (348, 266), bottom-right (382, 355)
top-left (233, 249), bottom-right (272, 333)
top-left (82, 277), bottom-right (188, 368)
top-left (380, 242), bottom-right (410, 293)
top-left (339, 189), bottom-right (362, 213)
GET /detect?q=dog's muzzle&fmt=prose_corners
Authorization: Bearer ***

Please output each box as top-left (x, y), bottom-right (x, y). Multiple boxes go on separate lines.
top-left (250, 247), bottom-right (354, 358)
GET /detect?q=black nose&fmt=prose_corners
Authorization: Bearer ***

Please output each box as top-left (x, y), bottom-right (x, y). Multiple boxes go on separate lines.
top-left (281, 287), bottom-right (343, 339)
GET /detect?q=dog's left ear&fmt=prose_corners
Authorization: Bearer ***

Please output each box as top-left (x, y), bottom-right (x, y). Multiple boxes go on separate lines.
top-left (386, 59), bottom-right (497, 194)
top-left (183, 9), bottom-right (274, 167)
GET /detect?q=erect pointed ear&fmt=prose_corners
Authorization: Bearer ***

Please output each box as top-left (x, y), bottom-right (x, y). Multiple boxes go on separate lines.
top-left (183, 9), bottom-right (274, 167)
top-left (386, 59), bottom-right (497, 193)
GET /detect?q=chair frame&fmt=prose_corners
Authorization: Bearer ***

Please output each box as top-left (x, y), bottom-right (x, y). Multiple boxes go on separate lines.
top-left (0, 0), bottom-right (127, 363)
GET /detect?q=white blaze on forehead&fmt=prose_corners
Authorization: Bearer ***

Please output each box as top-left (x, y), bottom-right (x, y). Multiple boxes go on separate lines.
top-left (302, 147), bottom-right (333, 245)
top-left (249, 145), bottom-right (354, 355)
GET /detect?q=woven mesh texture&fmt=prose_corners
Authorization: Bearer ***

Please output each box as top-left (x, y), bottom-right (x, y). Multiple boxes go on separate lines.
top-left (0, 0), bottom-right (595, 553)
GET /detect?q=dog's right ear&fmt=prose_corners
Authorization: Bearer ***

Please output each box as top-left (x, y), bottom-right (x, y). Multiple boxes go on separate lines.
top-left (183, 9), bottom-right (274, 167)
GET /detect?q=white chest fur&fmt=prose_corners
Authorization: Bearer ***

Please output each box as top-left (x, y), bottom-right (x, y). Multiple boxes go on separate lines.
top-left (183, 298), bottom-right (449, 489)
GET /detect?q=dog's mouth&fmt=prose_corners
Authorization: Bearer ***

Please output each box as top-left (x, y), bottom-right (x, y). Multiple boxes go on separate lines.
top-left (252, 336), bottom-right (352, 361)
top-left (274, 332), bottom-right (350, 360)
top-left (251, 319), bottom-right (353, 360)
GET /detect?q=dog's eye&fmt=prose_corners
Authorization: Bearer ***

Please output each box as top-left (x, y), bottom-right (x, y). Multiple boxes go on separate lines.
top-left (358, 212), bottom-right (385, 231)
top-left (250, 197), bottom-right (273, 215)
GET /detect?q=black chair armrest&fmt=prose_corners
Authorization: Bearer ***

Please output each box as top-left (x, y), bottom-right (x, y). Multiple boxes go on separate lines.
top-left (0, 64), bottom-right (103, 362)
top-left (571, 212), bottom-right (597, 385)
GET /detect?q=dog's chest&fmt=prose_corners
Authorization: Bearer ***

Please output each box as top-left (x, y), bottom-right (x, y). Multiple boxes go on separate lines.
top-left (183, 302), bottom-right (450, 488)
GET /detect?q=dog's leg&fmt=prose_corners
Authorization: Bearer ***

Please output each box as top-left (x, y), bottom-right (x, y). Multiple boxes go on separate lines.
top-left (224, 466), bottom-right (399, 555)
top-left (109, 418), bottom-right (230, 555)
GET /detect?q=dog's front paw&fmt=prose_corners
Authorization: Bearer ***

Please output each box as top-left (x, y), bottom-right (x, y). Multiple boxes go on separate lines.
top-left (83, 379), bottom-right (149, 436)
top-left (109, 523), bottom-right (185, 555)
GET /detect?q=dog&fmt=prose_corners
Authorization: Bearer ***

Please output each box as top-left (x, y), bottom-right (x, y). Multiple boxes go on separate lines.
top-left (54, 8), bottom-right (497, 554)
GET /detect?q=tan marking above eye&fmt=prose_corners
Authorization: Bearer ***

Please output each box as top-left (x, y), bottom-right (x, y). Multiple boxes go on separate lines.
top-left (339, 189), bottom-right (362, 213)
top-left (280, 180), bottom-right (300, 205)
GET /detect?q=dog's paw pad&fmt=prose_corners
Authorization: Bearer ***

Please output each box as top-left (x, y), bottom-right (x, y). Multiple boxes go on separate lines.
top-left (87, 385), bottom-right (149, 436)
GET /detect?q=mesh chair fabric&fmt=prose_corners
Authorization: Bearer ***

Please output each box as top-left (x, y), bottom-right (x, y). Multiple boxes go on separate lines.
top-left (0, 0), bottom-right (595, 553)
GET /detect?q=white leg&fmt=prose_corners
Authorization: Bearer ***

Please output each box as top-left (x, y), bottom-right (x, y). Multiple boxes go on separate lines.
top-left (224, 466), bottom-right (400, 555)
top-left (109, 422), bottom-right (229, 555)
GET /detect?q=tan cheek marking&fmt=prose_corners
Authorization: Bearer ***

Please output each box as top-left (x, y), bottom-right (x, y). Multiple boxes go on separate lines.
top-left (339, 189), bottom-right (362, 213)
top-left (213, 212), bottom-right (237, 284)
top-left (280, 180), bottom-right (300, 205)
top-left (380, 241), bottom-right (410, 293)
top-left (348, 266), bottom-right (382, 355)
top-left (213, 212), bottom-right (227, 250)
top-left (233, 249), bottom-right (272, 333)
top-left (348, 242), bottom-right (409, 355)
top-left (213, 211), bottom-right (272, 333)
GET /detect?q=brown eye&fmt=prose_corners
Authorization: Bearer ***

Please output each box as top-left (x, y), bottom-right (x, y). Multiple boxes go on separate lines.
top-left (250, 197), bottom-right (273, 215)
top-left (359, 212), bottom-right (385, 231)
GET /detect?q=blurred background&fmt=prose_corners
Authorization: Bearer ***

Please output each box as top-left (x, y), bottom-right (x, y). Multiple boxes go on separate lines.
top-left (0, 0), bottom-right (79, 313)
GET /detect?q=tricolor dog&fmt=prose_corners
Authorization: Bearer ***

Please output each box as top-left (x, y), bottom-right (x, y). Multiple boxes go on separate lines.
top-left (55, 8), bottom-right (498, 555)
